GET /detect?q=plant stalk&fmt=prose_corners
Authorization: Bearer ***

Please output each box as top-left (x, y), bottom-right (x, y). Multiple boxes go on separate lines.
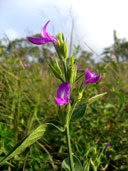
top-left (62, 60), bottom-right (67, 81)
top-left (65, 125), bottom-right (74, 171)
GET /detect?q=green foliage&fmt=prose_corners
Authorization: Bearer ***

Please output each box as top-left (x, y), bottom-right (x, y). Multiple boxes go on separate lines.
top-left (0, 124), bottom-right (47, 165)
top-left (71, 103), bottom-right (87, 122)
top-left (46, 120), bottom-right (65, 132)
top-left (0, 33), bottom-right (128, 170)
top-left (62, 155), bottom-right (82, 171)
top-left (88, 92), bottom-right (107, 105)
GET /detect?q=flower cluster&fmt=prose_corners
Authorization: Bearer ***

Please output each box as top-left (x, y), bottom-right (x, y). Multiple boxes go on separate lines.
top-left (27, 20), bottom-right (101, 107)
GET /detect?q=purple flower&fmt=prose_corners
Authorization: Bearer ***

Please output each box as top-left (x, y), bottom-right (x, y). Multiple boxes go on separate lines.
top-left (84, 68), bottom-right (101, 85)
top-left (21, 57), bottom-right (25, 61)
top-left (77, 65), bottom-right (81, 70)
top-left (24, 63), bottom-right (28, 67)
top-left (106, 142), bottom-right (112, 147)
top-left (112, 47), bottom-right (115, 51)
top-left (54, 82), bottom-right (70, 106)
top-left (27, 20), bottom-right (57, 45)
top-left (112, 55), bottom-right (116, 60)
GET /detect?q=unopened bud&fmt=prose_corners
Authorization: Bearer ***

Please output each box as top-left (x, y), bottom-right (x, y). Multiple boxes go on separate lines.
top-left (67, 57), bottom-right (77, 84)
top-left (77, 89), bottom-right (84, 101)
top-left (49, 56), bottom-right (63, 80)
top-left (54, 33), bottom-right (68, 61)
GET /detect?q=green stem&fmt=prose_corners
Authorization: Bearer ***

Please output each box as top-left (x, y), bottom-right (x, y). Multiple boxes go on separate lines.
top-left (65, 125), bottom-right (74, 171)
top-left (62, 60), bottom-right (67, 81)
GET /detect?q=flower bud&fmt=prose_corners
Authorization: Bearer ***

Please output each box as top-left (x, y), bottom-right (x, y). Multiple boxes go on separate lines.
top-left (77, 89), bottom-right (84, 101)
top-left (67, 57), bottom-right (77, 85)
top-left (53, 56), bottom-right (62, 75)
top-left (49, 56), bottom-right (63, 80)
top-left (54, 33), bottom-right (68, 61)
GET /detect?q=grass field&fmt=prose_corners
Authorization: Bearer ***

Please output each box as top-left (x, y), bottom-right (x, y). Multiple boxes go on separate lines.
top-left (0, 33), bottom-right (128, 170)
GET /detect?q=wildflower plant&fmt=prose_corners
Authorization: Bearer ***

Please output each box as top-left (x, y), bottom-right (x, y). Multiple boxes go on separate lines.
top-left (0, 21), bottom-right (106, 170)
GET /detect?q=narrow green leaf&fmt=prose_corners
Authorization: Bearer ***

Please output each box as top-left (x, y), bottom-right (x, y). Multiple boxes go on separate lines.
top-left (83, 159), bottom-right (90, 171)
top-left (1, 161), bottom-right (15, 167)
top-left (46, 120), bottom-right (65, 132)
top-left (71, 103), bottom-right (87, 122)
top-left (62, 155), bottom-right (82, 171)
top-left (88, 92), bottom-right (107, 105)
top-left (0, 124), bottom-right (47, 165)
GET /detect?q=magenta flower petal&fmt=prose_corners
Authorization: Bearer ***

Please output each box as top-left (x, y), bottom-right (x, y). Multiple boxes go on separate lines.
top-left (27, 37), bottom-right (48, 45)
top-left (84, 68), bottom-right (101, 85)
top-left (84, 68), bottom-right (89, 73)
top-left (77, 65), bottom-right (81, 70)
top-left (21, 57), bottom-right (25, 61)
top-left (27, 20), bottom-right (57, 45)
top-left (55, 82), bottom-right (70, 106)
top-left (57, 82), bottom-right (70, 98)
top-left (41, 20), bottom-right (50, 38)
top-left (24, 63), bottom-right (28, 67)
top-left (85, 75), bottom-right (101, 84)
top-left (112, 55), bottom-right (116, 60)
top-left (92, 72), bottom-right (96, 76)
top-left (84, 71), bottom-right (92, 80)
top-left (54, 97), bottom-right (65, 106)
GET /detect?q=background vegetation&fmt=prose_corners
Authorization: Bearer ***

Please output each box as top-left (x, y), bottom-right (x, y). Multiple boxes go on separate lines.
top-left (0, 31), bottom-right (128, 170)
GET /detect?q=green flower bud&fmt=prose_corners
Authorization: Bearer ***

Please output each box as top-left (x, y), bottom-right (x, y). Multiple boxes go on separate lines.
top-left (53, 56), bottom-right (62, 75)
top-left (77, 89), bottom-right (84, 101)
top-left (49, 56), bottom-right (63, 80)
top-left (54, 33), bottom-right (68, 61)
top-left (67, 56), bottom-right (77, 85)
top-left (63, 43), bottom-right (68, 59)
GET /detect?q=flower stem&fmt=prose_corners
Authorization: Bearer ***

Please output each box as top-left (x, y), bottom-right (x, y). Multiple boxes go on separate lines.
top-left (65, 125), bottom-right (74, 171)
top-left (62, 60), bottom-right (67, 81)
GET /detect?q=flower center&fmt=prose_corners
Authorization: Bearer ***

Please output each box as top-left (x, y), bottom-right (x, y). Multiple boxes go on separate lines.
top-left (61, 91), bottom-right (65, 99)
top-left (91, 73), bottom-right (94, 77)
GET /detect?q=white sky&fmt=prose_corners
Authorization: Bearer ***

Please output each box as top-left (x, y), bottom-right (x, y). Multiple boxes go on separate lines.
top-left (0, 0), bottom-right (128, 56)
